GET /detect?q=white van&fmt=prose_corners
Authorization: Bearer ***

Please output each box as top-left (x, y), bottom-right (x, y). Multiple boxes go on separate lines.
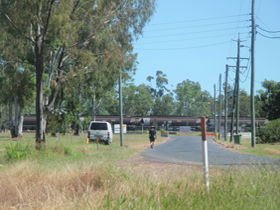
top-left (87, 121), bottom-right (113, 145)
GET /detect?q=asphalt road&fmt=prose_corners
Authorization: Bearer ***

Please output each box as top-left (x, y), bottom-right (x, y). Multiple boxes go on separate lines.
top-left (142, 136), bottom-right (280, 166)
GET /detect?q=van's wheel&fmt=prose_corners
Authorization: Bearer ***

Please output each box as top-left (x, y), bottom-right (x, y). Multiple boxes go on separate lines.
top-left (105, 141), bottom-right (111, 145)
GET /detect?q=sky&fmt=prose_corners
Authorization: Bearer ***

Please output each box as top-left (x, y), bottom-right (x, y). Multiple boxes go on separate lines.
top-left (132, 0), bottom-right (280, 96)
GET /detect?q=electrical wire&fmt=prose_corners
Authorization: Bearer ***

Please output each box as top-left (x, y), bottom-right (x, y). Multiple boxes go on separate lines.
top-left (257, 31), bottom-right (280, 39)
top-left (240, 57), bottom-right (251, 83)
top-left (137, 32), bottom-right (248, 45)
top-left (144, 20), bottom-right (249, 33)
top-left (149, 14), bottom-right (250, 26)
top-left (135, 40), bottom-right (231, 51)
top-left (141, 26), bottom-right (249, 39)
top-left (257, 25), bottom-right (280, 33)
top-left (256, 16), bottom-right (271, 30)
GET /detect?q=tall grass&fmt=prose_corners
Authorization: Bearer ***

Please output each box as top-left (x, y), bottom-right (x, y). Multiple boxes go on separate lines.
top-left (0, 133), bottom-right (279, 209)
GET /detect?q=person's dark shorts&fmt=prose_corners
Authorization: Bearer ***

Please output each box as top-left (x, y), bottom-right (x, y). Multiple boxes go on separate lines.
top-left (149, 137), bottom-right (155, 142)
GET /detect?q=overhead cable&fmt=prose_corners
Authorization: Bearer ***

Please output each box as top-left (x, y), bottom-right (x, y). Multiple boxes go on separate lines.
top-left (142, 26), bottom-right (249, 39)
top-left (138, 32), bottom-right (248, 45)
top-left (258, 31), bottom-right (280, 39)
top-left (135, 40), bottom-right (231, 51)
top-left (150, 14), bottom-right (250, 26)
top-left (144, 20), bottom-right (249, 33)
top-left (257, 25), bottom-right (280, 33)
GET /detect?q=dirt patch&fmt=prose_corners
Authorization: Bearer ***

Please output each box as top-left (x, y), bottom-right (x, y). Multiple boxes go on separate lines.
top-left (118, 154), bottom-right (199, 178)
top-left (0, 148), bottom-right (5, 152)
top-left (213, 139), bottom-right (247, 150)
top-left (263, 148), bottom-right (280, 155)
top-left (129, 137), bottom-right (172, 149)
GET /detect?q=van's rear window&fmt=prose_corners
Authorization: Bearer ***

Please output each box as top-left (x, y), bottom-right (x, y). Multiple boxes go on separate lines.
top-left (90, 123), bottom-right (108, 130)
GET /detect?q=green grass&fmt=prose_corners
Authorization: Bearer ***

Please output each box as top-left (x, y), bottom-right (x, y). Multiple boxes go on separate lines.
top-left (0, 132), bottom-right (164, 166)
top-left (103, 167), bottom-right (280, 210)
top-left (215, 137), bottom-right (280, 158)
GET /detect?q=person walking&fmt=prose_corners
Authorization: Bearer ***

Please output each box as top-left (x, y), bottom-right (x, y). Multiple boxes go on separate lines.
top-left (149, 126), bottom-right (157, 149)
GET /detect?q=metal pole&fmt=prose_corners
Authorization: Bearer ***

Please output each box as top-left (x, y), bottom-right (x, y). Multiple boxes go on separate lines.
top-left (250, 0), bottom-right (256, 147)
top-left (201, 117), bottom-right (209, 192)
top-left (214, 84), bottom-right (217, 135)
top-left (119, 72), bottom-right (124, 146)
top-left (218, 74), bottom-right (222, 139)
top-left (224, 65), bottom-right (229, 141)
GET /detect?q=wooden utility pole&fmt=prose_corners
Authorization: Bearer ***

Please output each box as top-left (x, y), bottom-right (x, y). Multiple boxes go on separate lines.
top-left (230, 80), bottom-right (236, 142)
top-left (213, 84), bottom-right (217, 135)
top-left (218, 74), bottom-right (222, 139)
top-left (224, 65), bottom-right (229, 141)
top-left (227, 37), bottom-right (248, 137)
top-left (250, 0), bottom-right (256, 147)
top-left (235, 38), bottom-right (241, 134)
top-left (119, 72), bottom-right (124, 147)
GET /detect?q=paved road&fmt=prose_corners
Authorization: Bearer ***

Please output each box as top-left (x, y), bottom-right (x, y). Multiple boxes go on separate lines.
top-left (142, 136), bottom-right (280, 166)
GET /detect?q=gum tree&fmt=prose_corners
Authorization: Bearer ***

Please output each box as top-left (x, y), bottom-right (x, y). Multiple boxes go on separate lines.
top-left (0, 0), bottom-right (155, 149)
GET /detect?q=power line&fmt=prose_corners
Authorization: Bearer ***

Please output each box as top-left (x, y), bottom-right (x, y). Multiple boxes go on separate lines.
top-left (240, 57), bottom-right (251, 83)
top-left (138, 32), bottom-right (248, 45)
top-left (149, 14), bottom-right (250, 26)
top-left (256, 16), bottom-right (271, 29)
top-left (141, 26), bottom-right (249, 39)
top-left (135, 40), bottom-right (231, 51)
top-left (257, 31), bottom-right (280, 39)
top-left (144, 20), bottom-right (249, 33)
top-left (257, 25), bottom-right (280, 33)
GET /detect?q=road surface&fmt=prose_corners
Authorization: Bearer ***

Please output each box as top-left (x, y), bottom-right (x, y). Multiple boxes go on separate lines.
top-left (142, 136), bottom-right (280, 166)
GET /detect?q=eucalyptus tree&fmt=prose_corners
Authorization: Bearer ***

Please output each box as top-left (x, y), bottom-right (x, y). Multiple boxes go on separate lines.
top-left (0, 62), bottom-right (35, 137)
top-left (146, 70), bottom-right (174, 115)
top-left (175, 79), bottom-right (211, 117)
top-left (122, 84), bottom-right (153, 116)
top-left (0, 0), bottom-right (155, 148)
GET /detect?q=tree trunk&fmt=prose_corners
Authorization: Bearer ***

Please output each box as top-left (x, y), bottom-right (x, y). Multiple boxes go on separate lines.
top-left (15, 105), bottom-right (24, 138)
top-left (74, 123), bottom-right (80, 136)
top-left (0, 106), bottom-right (2, 133)
top-left (18, 114), bottom-right (24, 137)
top-left (8, 100), bottom-right (24, 138)
top-left (35, 38), bottom-right (46, 150)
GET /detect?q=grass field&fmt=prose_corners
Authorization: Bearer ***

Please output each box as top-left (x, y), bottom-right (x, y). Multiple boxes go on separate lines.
top-left (214, 136), bottom-right (280, 158)
top-left (0, 132), bottom-right (279, 209)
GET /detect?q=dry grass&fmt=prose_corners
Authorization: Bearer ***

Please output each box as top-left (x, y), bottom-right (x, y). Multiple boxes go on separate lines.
top-left (0, 161), bottom-right (112, 209)
top-left (0, 133), bottom-right (279, 209)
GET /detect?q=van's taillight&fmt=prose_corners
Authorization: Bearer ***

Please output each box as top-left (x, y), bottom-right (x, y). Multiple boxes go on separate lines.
top-left (107, 132), bottom-right (110, 138)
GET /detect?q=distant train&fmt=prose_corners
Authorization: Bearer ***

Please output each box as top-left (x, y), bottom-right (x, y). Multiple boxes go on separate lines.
top-left (23, 115), bottom-right (267, 131)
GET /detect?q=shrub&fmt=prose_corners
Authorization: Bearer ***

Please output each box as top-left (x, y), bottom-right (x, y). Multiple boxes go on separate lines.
top-left (5, 143), bottom-right (33, 161)
top-left (50, 145), bottom-right (73, 156)
top-left (257, 119), bottom-right (280, 143)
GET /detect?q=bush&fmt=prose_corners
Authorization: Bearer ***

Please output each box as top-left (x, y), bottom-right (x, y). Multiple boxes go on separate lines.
top-left (257, 119), bottom-right (280, 143)
top-left (5, 143), bottom-right (33, 161)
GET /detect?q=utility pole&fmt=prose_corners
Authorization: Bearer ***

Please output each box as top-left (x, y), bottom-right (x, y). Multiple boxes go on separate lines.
top-left (227, 36), bottom-right (248, 136)
top-left (227, 65), bottom-right (247, 141)
top-left (218, 74), bottom-right (222, 139)
top-left (235, 37), bottom-right (241, 134)
top-left (230, 80), bottom-right (236, 142)
top-left (119, 71), bottom-right (124, 147)
top-left (250, 0), bottom-right (256, 147)
top-left (213, 84), bottom-right (217, 135)
top-left (224, 65), bottom-right (229, 141)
